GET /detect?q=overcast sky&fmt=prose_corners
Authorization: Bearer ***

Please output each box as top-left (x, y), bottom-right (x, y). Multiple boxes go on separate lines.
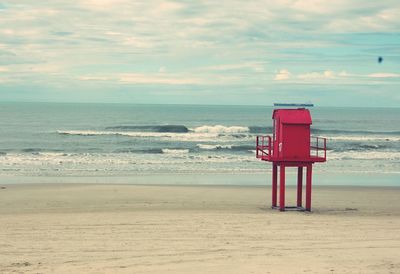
top-left (0, 1), bottom-right (399, 106)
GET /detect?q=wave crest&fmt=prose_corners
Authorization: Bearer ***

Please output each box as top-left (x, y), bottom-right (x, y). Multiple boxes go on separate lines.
top-left (161, 149), bottom-right (189, 154)
top-left (106, 125), bottom-right (189, 133)
top-left (193, 125), bottom-right (249, 133)
top-left (196, 144), bottom-right (254, 152)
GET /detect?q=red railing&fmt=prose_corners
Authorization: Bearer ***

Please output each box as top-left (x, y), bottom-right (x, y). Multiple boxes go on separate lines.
top-left (256, 135), bottom-right (272, 160)
top-left (310, 136), bottom-right (326, 160)
top-left (256, 135), bottom-right (327, 162)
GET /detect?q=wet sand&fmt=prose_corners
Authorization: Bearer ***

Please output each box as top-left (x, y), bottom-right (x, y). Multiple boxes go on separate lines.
top-left (1, 183), bottom-right (400, 273)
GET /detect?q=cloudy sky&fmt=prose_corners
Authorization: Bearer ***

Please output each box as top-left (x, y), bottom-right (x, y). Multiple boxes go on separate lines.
top-left (0, 1), bottom-right (399, 106)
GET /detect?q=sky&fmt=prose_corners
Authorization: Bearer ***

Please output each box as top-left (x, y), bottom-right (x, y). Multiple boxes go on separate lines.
top-left (0, 0), bottom-right (399, 107)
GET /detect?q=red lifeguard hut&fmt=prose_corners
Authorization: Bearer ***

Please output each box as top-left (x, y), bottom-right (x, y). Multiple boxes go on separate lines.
top-left (256, 106), bottom-right (327, 211)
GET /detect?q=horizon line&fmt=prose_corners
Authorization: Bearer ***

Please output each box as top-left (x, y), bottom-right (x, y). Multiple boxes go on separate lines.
top-left (0, 100), bottom-right (399, 109)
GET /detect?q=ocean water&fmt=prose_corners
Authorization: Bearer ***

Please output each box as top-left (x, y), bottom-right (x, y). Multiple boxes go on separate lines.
top-left (0, 102), bottom-right (399, 185)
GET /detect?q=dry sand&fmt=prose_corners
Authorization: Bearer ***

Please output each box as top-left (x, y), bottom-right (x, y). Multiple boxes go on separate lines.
top-left (0, 183), bottom-right (400, 273)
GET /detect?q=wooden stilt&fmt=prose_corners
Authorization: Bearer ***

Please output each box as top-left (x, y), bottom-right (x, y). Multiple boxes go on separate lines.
top-left (272, 164), bottom-right (278, 207)
top-left (297, 166), bottom-right (303, 207)
top-left (306, 164), bottom-right (312, 211)
top-left (279, 164), bottom-right (285, 211)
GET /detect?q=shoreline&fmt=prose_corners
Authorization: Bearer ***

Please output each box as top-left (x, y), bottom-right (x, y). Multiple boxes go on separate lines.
top-left (1, 171), bottom-right (399, 186)
top-left (1, 182), bottom-right (400, 190)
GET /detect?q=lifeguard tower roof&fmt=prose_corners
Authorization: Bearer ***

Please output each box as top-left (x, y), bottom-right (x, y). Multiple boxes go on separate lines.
top-left (272, 108), bottom-right (312, 124)
top-left (273, 103), bottom-right (314, 107)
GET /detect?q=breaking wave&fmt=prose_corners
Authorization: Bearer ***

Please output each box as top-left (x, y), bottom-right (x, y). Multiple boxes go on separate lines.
top-left (65, 124), bottom-right (400, 136)
top-left (57, 130), bottom-right (168, 137)
top-left (56, 123), bottom-right (400, 149)
top-left (249, 126), bottom-right (273, 133)
top-left (326, 136), bottom-right (400, 142)
top-left (114, 148), bottom-right (190, 154)
top-left (328, 150), bottom-right (400, 161)
top-left (193, 125), bottom-right (250, 133)
top-left (161, 149), bottom-right (189, 154)
top-left (106, 125), bottom-right (189, 133)
top-left (113, 148), bottom-right (164, 154)
top-left (197, 144), bottom-right (254, 152)
top-left (56, 125), bottom-right (255, 141)
top-left (331, 143), bottom-right (390, 152)
top-left (312, 128), bottom-right (400, 135)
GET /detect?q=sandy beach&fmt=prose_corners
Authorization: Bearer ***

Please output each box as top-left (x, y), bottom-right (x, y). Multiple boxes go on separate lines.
top-left (1, 183), bottom-right (400, 274)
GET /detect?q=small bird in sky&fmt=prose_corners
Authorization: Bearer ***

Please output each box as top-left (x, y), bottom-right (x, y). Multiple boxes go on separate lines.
top-left (378, 56), bottom-right (383, 63)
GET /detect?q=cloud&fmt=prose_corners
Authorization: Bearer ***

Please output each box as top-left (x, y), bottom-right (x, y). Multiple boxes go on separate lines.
top-left (157, 1), bottom-right (184, 13)
top-left (273, 69), bottom-right (400, 85)
top-left (368, 73), bottom-right (400, 78)
top-left (51, 31), bottom-right (74, 37)
top-left (79, 76), bottom-right (113, 81)
top-left (275, 70), bottom-right (340, 82)
top-left (77, 72), bottom-right (244, 86)
top-left (297, 70), bottom-right (336, 80)
top-left (274, 69), bottom-right (291, 80)
top-left (121, 37), bottom-right (155, 49)
top-left (29, 64), bottom-right (62, 74)
top-left (291, 0), bottom-right (347, 14)
top-left (79, 0), bottom-right (130, 10)
top-left (202, 62), bottom-right (265, 72)
top-left (1, 64), bottom-right (62, 75)
top-left (119, 73), bottom-right (200, 85)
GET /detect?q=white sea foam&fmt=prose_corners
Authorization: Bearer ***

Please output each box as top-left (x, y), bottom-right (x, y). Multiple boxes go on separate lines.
top-left (327, 150), bottom-right (400, 160)
top-left (0, 152), bottom-right (256, 176)
top-left (57, 130), bottom-right (172, 138)
top-left (2, 149), bottom-right (400, 177)
top-left (193, 125), bottom-right (250, 133)
top-left (10, 149), bottom-right (397, 163)
top-left (57, 129), bottom-right (253, 142)
top-left (323, 135), bottom-right (400, 142)
top-left (161, 149), bottom-right (189, 154)
top-left (197, 144), bottom-right (233, 150)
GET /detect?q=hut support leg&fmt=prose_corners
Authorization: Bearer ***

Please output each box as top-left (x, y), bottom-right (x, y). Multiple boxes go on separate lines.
top-left (297, 167), bottom-right (303, 207)
top-left (272, 164), bottom-right (277, 207)
top-left (306, 164), bottom-right (312, 211)
top-left (279, 164), bottom-right (285, 211)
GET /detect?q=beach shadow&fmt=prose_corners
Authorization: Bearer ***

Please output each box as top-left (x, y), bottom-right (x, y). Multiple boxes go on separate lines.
top-left (258, 206), bottom-right (359, 215)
